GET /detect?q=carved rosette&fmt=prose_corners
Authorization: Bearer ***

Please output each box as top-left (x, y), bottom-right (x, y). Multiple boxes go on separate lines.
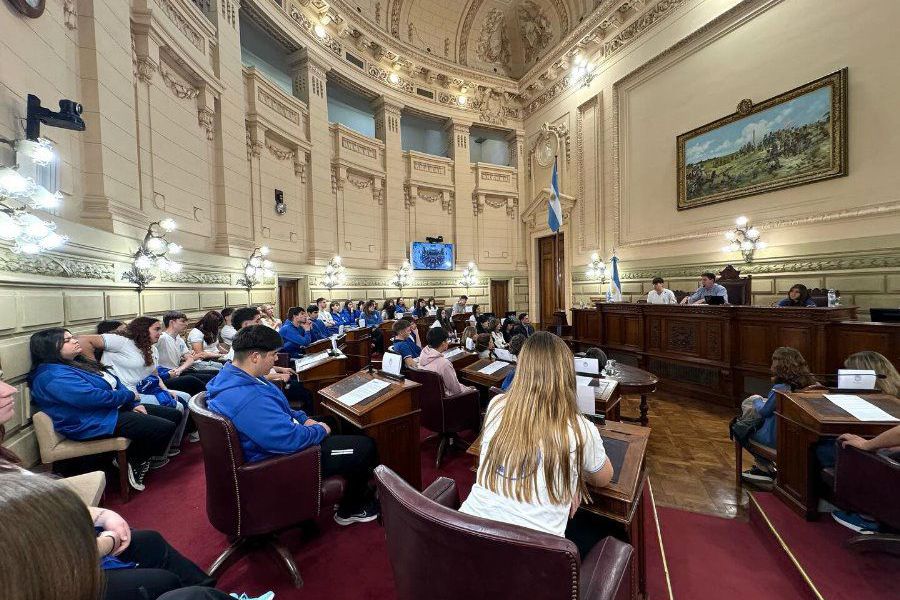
top-left (159, 65), bottom-right (200, 100)
top-left (198, 108), bottom-right (215, 141)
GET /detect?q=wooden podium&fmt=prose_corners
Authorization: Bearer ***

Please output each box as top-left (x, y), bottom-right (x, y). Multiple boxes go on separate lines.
top-left (342, 327), bottom-right (372, 371)
top-left (451, 313), bottom-right (469, 335)
top-left (459, 358), bottom-right (515, 389)
top-left (319, 371), bottom-right (423, 490)
top-left (293, 352), bottom-right (348, 413)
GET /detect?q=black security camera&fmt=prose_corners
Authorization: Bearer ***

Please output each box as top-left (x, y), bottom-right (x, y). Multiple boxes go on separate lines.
top-left (425, 235), bottom-right (444, 244)
top-left (26, 94), bottom-right (86, 140)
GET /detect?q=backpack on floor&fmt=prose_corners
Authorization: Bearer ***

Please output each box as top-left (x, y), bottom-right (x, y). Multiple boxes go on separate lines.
top-left (729, 395), bottom-right (764, 447)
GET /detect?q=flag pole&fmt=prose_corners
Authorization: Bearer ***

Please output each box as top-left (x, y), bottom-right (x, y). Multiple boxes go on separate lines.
top-left (554, 156), bottom-right (562, 312)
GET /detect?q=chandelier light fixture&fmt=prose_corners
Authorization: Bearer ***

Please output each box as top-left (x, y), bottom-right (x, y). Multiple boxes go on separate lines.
top-left (571, 53), bottom-right (596, 88)
top-left (322, 255), bottom-right (345, 291)
top-left (389, 259), bottom-right (413, 293)
top-left (122, 218), bottom-right (182, 291)
top-left (585, 252), bottom-right (608, 287)
top-left (458, 262), bottom-right (478, 292)
top-left (236, 246), bottom-right (273, 291)
top-left (722, 215), bottom-right (767, 263)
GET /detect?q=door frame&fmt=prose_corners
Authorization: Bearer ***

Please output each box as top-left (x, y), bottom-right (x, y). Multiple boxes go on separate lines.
top-left (489, 278), bottom-right (512, 317)
top-left (528, 225), bottom-right (572, 329)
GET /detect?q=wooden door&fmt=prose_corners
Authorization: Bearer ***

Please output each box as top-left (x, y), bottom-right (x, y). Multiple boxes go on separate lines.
top-left (538, 234), bottom-right (564, 328)
top-left (278, 279), bottom-right (299, 320)
top-left (490, 280), bottom-right (509, 317)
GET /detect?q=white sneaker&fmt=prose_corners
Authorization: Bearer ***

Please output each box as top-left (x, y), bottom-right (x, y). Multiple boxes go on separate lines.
top-left (189, 431), bottom-right (200, 443)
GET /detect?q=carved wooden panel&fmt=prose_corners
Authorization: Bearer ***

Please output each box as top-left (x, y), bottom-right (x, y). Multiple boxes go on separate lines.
top-left (737, 323), bottom-right (770, 367)
top-left (773, 326), bottom-right (813, 360)
top-left (705, 322), bottom-right (722, 360)
top-left (666, 320), bottom-right (697, 354)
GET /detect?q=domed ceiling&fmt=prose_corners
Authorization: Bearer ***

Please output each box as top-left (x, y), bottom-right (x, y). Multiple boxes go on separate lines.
top-left (343, 0), bottom-right (598, 79)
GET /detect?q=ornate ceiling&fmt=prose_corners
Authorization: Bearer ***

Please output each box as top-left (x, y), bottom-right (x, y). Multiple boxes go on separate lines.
top-left (344, 0), bottom-right (599, 79)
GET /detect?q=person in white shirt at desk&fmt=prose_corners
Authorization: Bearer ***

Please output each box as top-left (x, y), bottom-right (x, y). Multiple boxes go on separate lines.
top-left (646, 277), bottom-right (677, 305)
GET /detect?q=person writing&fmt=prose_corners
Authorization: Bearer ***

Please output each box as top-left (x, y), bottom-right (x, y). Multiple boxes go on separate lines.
top-left (647, 277), bottom-right (677, 304)
top-left (460, 332), bottom-right (613, 557)
top-left (207, 325), bottom-right (379, 525)
top-left (418, 327), bottom-right (475, 396)
top-left (681, 272), bottom-right (728, 305)
top-left (777, 284), bottom-right (817, 307)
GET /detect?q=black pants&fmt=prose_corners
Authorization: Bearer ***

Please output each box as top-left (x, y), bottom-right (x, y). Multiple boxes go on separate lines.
top-left (166, 375), bottom-right (208, 397)
top-left (112, 405), bottom-right (181, 465)
top-left (564, 508), bottom-right (617, 560)
top-left (103, 530), bottom-right (215, 600)
top-left (321, 435), bottom-right (378, 515)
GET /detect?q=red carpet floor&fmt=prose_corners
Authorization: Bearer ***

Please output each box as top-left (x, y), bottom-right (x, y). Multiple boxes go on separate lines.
top-left (752, 492), bottom-right (900, 600)
top-left (104, 432), bottom-right (673, 599)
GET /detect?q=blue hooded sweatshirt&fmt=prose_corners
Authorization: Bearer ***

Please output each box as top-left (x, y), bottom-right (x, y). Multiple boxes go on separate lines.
top-left (279, 321), bottom-right (313, 356)
top-left (28, 363), bottom-right (138, 439)
top-left (309, 318), bottom-right (331, 341)
top-left (206, 362), bottom-right (328, 463)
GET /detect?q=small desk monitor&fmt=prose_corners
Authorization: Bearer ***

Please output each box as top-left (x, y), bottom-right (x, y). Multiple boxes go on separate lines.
top-left (706, 296), bottom-right (725, 305)
top-left (870, 308), bottom-right (900, 323)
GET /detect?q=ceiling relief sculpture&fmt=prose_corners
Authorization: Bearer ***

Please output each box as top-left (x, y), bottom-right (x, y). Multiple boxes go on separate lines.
top-left (476, 9), bottom-right (512, 67)
top-left (518, 1), bottom-right (553, 65)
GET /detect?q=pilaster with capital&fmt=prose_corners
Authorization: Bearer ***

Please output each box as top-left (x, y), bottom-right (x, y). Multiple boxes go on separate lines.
top-left (446, 119), bottom-right (475, 266)
top-left (372, 96), bottom-right (406, 267)
top-left (507, 130), bottom-right (527, 269)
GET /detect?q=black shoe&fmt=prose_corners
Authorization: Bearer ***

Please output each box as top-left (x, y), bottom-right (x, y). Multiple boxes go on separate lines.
top-left (149, 456), bottom-right (170, 470)
top-left (741, 466), bottom-right (775, 484)
top-left (129, 460), bottom-right (151, 491)
top-left (334, 500), bottom-right (380, 526)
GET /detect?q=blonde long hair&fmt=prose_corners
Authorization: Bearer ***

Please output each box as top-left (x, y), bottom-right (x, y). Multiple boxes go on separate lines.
top-left (845, 351), bottom-right (900, 397)
top-left (479, 331), bottom-right (587, 505)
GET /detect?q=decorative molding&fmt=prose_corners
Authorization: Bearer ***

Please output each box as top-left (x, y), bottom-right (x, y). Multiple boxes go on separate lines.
top-left (246, 130), bottom-right (263, 160)
top-left (159, 64), bottom-right (199, 99)
top-left (153, 0), bottom-right (206, 54)
top-left (0, 247), bottom-right (115, 280)
top-left (576, 96), bottom-right (599, 250)
top-left (481, 170), bottom-right (511, 183)
top-left (413, 160), bottom-right (446, 175)
top-left (331, 165), bottom-right (343, 192)
top-left (258, 89), bottom-right (301, 125)
top-left (62, 0), bottom-right (77, 30)
top-left (373, 186), bottom-right (384, 205)
top-left (341, 137), bottom-right (378, 159)
top-left (314, 275), bottom-right (488, 288)
top-left (518, 1), bottom-right (553, 65)
top-left (474, 8), bottom-right (511, 67)
top-left (197, 108), bottom-right (215, 141)
top-left (266, 141), bottom-right (295, 161)
top-left (347, 172), bottom-right (372, 189)
top-left (161, 270), bottom-right (232, 284)
top-left (136, 56), bottom-right (157, 84)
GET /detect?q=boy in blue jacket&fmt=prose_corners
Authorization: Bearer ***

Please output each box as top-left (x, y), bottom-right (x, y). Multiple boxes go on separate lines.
top-left (278, 306), bottom-right (315, 357)
top-left (307, 304), bottom-right (336, 339)
top-left (206, 325), bottom-right (379, 525)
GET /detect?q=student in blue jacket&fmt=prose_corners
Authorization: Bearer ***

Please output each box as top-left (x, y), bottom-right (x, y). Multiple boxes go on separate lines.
top-left (340, 300), bottom-right (356, 326)
top-left (27, 328), bottom-right (181, 491)
top-left (207, 325), bottom-right (379, 525)
top-left (307, 304), bottom-right (334, 339)
top-left (279, 306), bottom-right (315, 357)
top-left (391, 319), bottom-right (421, 368)
top-left (363, 299), bottom-right (383, 327)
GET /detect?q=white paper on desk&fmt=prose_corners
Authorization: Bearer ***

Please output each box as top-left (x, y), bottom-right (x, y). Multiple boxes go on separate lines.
top-left (337, 379), bottom-right (391, 406)
top-left (577, 385), bottom-right (596, 415)
top-left (382, 352), bottom-right (403, 376)
top-left (293, 352), bottom-right (329, 370)
top-left (443, 348), bottom-right (464, 359)
top-left (478, 361), bottom-right (508, 375)
top-left (576, 375), bottom-right (595, 388)
top-left (825, 394), bottom-right (899, 422)
top-left (575, 357), bottom-right (600, 375)
top-left (358, 318), bottom-right (366, 328)
top-left (330, 335), bottom-right (340, 352)
top-left (837, 369), bottom-right (877, 390)
top-left (493, 348), bottom-right (515, 362)
top-left (338, 325), bottom-right (345, 335)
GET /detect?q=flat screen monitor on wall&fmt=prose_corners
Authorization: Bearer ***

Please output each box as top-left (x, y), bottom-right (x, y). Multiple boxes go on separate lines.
top-left (410, 242), bottom-right (454, 271)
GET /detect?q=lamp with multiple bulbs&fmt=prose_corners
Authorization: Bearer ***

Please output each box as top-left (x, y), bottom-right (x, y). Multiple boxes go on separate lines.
top-left (571, 53), bottom-right (596, 88)
top-left (236, 246), bottom-right (273, 291)
top-left (722, 215), bottom-right (767, 263)
top-left (585, 252), bottom-right (608, 284)
top-left (0, 137), bottom-right (66, 254)
top-left (322, 255), bottom-right (346, 291)
top-left (122, 219), bottom-right (182, 291)
top-left (458, 261), bottom-right (478, 292)
top-left (389, 259), bottom-right (413, 292)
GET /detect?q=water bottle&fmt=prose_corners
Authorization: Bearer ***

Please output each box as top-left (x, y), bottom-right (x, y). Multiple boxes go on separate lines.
top-left (827, 288), bottom-right (836, 307)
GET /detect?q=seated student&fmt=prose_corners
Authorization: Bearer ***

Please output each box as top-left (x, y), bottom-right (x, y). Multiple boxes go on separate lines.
top-left (219, 307), bottom-right (237, 347)
top-left (95, 321), bottom-right (126, 361)
top-left (27, 328), bottom-right (181, 491)
top-left (381, 298), bottom-right (397, 321)
top-left (156, 312), bottom-right (218, 391)
top-left (0, 469), bottom-right (239, 600)
top-left (328, 301), bottom-right (347, 327)
top-left (314, 298), bottom-right (340, 335)
top-left (418, 327), bottom-right (475, 396)
top-left (460, 332), bottom-right (614, 558)
top-left (468, 303), bottom-right (481, 325)
top-left (187, 311), bottom-right (226, 370)
top-left (362, 299), bottom-right (382, 326)
top-left (258, 303), bottom-right (281, 330)
top-left (391, 319), bottom-right (421, 368)
top-left (340, 300), bottom-right (357, 326)
top-left (394, 297), bottom-right (407, 315)
top-left (307, 304), bottom-right (333, 340)
top-left (432, 307), bottom-right (454, 333)
top-left (499, 334), bottom-right (527, 391)
top-left (451, 295), bottom-right (468, 316)
top-left (220, 307), bottom-right (262, 362)
top-left (777, 284), bottom-right (817, 307)
top-left (647, 277), bottom-right (677, 305)
top-left (207, 326), bottom-right (379, 524)
top-left (514, 313), bottom-right (535, 338)
top-left (738, 347), bottom-right (818, 484)
top-left (681, 272), bottom-right (728, 305)
top-left (485, 317), bottom-right (508, 349)
top-left (426, 297), bottom-right (438, 315)
top-left (583, 347), bottom-right (608, 368)
top-left (279, 306), bottom-right (315, 357)
top-left (500, 317), bottom-right (519, 343)
top-left (475, 333), bottom-right (494, 360)
top-left (461, 326), bottom-right (478, 352)
top-left (411, 298), bottom-right (427, 318)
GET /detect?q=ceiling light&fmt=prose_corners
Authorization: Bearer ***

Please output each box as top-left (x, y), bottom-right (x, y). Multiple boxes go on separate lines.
top-left (0, 212), bottom-right (21, 240)
top-left (30, 187), bottom-right (62, 210)
top-left (320, 14), bottom-right (331, 26)
top-left (260, 246), bottom-right (270, 255)
top-left (166, 242), bottom-right (182, 254)
top-left (388, 72), bottom-right (400, 84)
top-left (16, 138), bottom-right (56, 166)
top-left (314, 24), bottom-right (327, 38)
top-left (159, 218), bottom-right (177, 232)
top-left (146, 236), bottom-right (167, 253)
top-left (134, 254), bottom-right (154, 270)
top-left (735, 215), bottom-right (748, 227)
top-left (457, 96), bottom-right (467, 106)
top-left (0, 167), bottom-right (31, 196)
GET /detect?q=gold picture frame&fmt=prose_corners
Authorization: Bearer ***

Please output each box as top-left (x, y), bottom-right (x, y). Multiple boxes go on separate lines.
top-left (677, 68), bottom-right (848, 210)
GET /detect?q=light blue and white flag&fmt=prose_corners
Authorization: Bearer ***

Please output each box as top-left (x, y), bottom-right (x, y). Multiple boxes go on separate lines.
top-left (610, 254), bottom-right (622, 302)
top-left (548, 158), bottom-right (562, 232)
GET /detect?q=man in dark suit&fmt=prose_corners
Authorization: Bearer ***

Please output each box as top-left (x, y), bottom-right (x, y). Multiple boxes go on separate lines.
top-left (515, 313), bottom-right (536, 338)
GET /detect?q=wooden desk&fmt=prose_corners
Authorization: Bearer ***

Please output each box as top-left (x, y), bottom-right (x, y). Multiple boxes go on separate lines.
top-left (379, 320), bottom-right (396, 351)
top-left (467, 420), bottom-right (649, 599)
top-left (570, 305), bottom-right (862, 407)
top-left (451, 314), bottom-right (469, 335)
top-left (578, 377), bottom-right (622, 422)
top-left (774, 390), bottom-right (900, 519)
top-left (459, 358), bottom-right (516, 389)
top-left (319, 371), bottom-right (422, 490)
top-left (293, 352), bottom-right (348, 413)
top-left (342, 327), bottom-right (372, 371)
top-left (305, 335), bottom-right (345, 355)
top-left (444, 348), bottom-right (480, 372)
top-left (603, 365), bottom-right (658, 427)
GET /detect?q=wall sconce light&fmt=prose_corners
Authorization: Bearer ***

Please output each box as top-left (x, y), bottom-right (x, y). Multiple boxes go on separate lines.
top-left (122, 219), bottom-right (182, 291)
top-left (585, 252), bottom-right (608, 285)
top-left (458, 261), bottom-right (478, 292)
top-left (722, 215), bottom-right (767, 263)
top-left (322, 255), bottom-right (346, 291)
top-left (457, 95), bottom-right (467, 106)
top-left (389, 259), bottom-right (413, 293)
top-left (388, 72), bottom-right (400, 85)
top-left (236, 246), bottom-right (273, 291)
top-left (571, 54), bottom-right (596, 88)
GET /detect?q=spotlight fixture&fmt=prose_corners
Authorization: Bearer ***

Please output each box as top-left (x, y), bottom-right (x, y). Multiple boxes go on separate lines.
top-left (457, 95), bottom-right (467, 106)
top-left (722, 215), bottom-right (767, 263)
top-left (122, 219), bottom-right (183, 291)
top-left (314, 23), bottom-right (327, 38)
top-left (25, 94), bottom-right (85, 141)
top-left (236, 246), bottom-right (273, 291)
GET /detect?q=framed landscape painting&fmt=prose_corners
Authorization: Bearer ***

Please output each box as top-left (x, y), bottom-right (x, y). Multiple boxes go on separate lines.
top-left (677, 68), bottom-right (847, 210)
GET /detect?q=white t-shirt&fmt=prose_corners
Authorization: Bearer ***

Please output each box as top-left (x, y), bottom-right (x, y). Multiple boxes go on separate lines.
top-left (647, 289), bottom-right (677, 305)
top-left (188, 328), bottom-right (219, 353)
top-left (460, 396), bottom-right (607, 537)
top-left (100, 371), bottom-right (118, 389)
top-left (101, 333), bottom-right (157, 391)
top-left (465, 338), bottom-right (475, 351)
top-left (220, 324), bottom-right (237, 345)
top-left (319, 310), bottom-right (335, 326)
top-left (156, 331), bottom-right (190, 370)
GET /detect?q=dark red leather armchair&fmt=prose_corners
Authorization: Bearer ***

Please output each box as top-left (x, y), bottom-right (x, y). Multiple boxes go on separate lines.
top-left (188, 393), bottom-right (346, 587)
top-left (375, 465), bottom-right (633, 600)
top-left (405, 366), bottom-right (481, 467)
top-left (832, 443), bottom-right (900, 555)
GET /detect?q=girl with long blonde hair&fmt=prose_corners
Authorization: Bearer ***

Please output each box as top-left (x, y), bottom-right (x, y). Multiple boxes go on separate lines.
top-left (460, 332), bottom-right (613, 546)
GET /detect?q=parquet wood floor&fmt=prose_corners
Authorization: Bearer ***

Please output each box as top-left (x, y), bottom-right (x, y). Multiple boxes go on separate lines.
top-left (620, 393), bottom-right (754, 519)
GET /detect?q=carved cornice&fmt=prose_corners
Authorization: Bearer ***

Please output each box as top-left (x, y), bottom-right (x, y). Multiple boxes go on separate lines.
top-left (313, 275), bottom-right (488, 288)
top-left (346, 172), bottom-right (372, 189)
top-left (136, 56), bottom-right (158, 84)
top-left (197, 108), bottom-right (215, 141)
top-left (0, 246), bottom-right (115, 281)
top-left (159, 64), bottom-right (199, 99)
top-left (63, 0), bottom-right (78, 29)
top-left (258, 88), bottom-right (301, 125)
top-left (161, 270), bottom-right (232, 284)
top-left (153, 0), bottom-right (206, 54)
top-left (266, 141), bottom-right (296, 161)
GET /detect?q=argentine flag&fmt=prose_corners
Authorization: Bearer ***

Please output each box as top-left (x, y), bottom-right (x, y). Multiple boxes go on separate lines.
top-left (610, 255), bottom-right (622, 302)
top-left (548, 158), bottom-right (562, 232)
